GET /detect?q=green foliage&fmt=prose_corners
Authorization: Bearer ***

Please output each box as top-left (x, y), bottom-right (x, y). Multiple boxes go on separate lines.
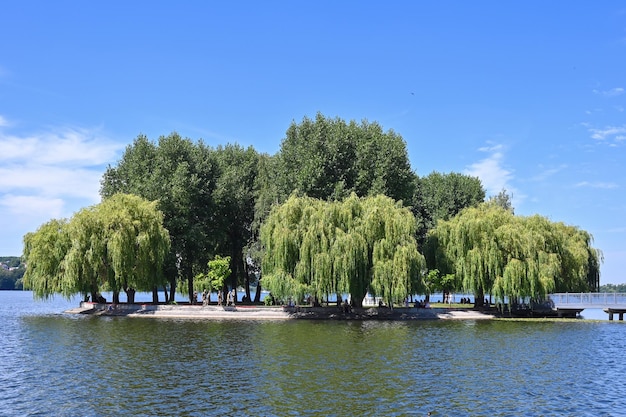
top-left (23, 219), bottom-right (72, 299)
top-left (487, 188), bottom-right (514, 213)
top-left (22, 194), bottom-right (170, 300)
top-left (194, 255), bottom-right (232, 292)
top-left (207, 255), bottom-right (231, 290)
top-left (425, 269), bottom-right (456, 294)
top-left (274, 113), bottom-right (416, 204)
top-left (0, 257), bottom-right (26, 290)
top-left (260, 193), bottom-right (426, 307)
top-left (425, 204), bottom-right (602, 305)
top-left (99, 119), bottom-right (489, 305)
top-left (600, 283), bottom-right (626, 293)
top-left (101, 134), bottom-right (261, 302)
top-left (212, 145), bottom-right (259, 289)
top-left (0, 256), bottom-right (23, 268)
top-left (412, 171), bottom-right (485, 245)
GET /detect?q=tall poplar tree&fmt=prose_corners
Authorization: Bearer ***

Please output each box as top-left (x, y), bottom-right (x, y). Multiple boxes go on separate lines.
top-left (101, 133), bottom-right (218, 302)
top-left (413, 171), bottom-right (485, 246)
top-left (274, 113), bottom-right (416, 204)
top-left (212, 144), bottom-right (259, 301)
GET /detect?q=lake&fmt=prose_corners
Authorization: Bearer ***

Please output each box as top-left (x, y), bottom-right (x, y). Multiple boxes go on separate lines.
top-left (1, 291), bottom-right (625, 416)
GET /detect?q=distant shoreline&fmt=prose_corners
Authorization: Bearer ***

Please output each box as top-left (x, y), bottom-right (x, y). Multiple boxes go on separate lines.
top-left (65, 302), bottom-right (496, 320)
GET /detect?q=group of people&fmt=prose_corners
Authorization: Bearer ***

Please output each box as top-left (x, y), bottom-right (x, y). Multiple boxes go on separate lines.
top-left (216, 289), bottom-right (237, 307)
top-left (190, 288), bottom-right (238, 307)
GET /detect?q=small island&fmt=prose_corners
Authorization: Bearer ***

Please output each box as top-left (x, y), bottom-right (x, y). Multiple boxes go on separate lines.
top-left (20, 115), bottom-right (602, 316)
top-left (67, 300), bottom-right (496, 321)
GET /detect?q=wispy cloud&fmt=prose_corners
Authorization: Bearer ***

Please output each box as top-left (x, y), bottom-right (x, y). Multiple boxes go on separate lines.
top-left (0, 195), bottom-right (66, 221)
top-left (0, 120), bottom-right (125, 249)
top-left (0, 126), bottom-right (122, 199)
top-left (465, 142), bottom-right (518, 202)
top-left (588, 125), bottom-right (626, 142)
top-left (593, 87), bottom-right (624, 97)
top-left (531, 164), bottom-right (568, 182)
top-left (575, 181), bottom-right (619, 189)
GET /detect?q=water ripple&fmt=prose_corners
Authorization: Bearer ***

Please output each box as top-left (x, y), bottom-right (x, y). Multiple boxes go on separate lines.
top-left (3, 292), bottom-right (626, 416)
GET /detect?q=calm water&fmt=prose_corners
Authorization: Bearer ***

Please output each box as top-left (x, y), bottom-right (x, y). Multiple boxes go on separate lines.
top-left (2, 291), bottom-right (626, 417)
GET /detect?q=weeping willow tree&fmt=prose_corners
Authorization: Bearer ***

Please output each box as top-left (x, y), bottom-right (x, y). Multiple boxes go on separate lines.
top-left (23, 219), bottom-right (72, 299)
top-left (260, 193), bottom-right (426, 307)
top-left (64, 206), bottom-right (111, 301)
top-left (425, 204), bottom-right (602, 307)
top-left (98, 194), bottom-right (171, 303)
top-left (23, 194), bottom-right (171, 303)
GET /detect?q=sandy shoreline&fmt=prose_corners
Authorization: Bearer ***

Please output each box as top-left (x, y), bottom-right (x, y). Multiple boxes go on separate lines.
top-left (65, 302), bottom-right (495, 320)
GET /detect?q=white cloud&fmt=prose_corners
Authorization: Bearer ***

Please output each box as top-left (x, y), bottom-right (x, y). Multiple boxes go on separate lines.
top-left (0, 165), bottom-right (104, 200)
top-left (465, 143), bottom-right (516, 200)
top-left (531, 164), bottom-right (568, 182)
top-left (1, 127), bottom-right (121, 166)
top-left (0, 123), bottom-right (125, 254)
top-left (0, 195), bottom-right (66, 221)
top-left (575, 181), bottom-right (619, 189)
top-left (0, 115), bottom-right (9, 127)
top-left (588, 125), bottom-right (626, 141)
top-left (593, 87), bottom-right (624, 97)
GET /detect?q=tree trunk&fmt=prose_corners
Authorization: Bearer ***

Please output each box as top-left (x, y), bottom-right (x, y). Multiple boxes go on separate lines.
top-left (183, 253), bottom-right (194, 303)
top-left (124, 287), bottom-right (136, 304)
top-left (152, 287), bottom-right (159, 304)
top-left (474, 288), bottom-right (485, 308)
top-left (253, 281), bottom-right (262, 303)
top-left (244, 260), bottom-right (251, 303)
top-left (168, 279), bottom-right (176, 303)
top-left (113, 291), bottom-right (120, 304)
top-left (229, 240), bottom-right (244, 304)
top-left (229, 257), bottom-right (238, 302)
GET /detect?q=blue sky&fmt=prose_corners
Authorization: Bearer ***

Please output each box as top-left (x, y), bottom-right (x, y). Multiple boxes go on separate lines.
top-left (1, 1), bottom-right (625, 284)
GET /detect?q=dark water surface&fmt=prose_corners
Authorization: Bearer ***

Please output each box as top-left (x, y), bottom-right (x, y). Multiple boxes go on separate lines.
top-left (2, 291), bottom-right (626, 417)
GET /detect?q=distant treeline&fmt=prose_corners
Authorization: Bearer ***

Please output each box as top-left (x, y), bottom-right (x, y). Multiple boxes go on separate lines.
top-left (0, 256), bottom-right (25, 290)
top-left (599, 284), bottom-right (626, 293)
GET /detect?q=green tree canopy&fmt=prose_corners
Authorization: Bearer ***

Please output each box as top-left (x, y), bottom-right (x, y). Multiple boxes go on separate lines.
top-left (194, 255), bottom-right (232, 294)
top-left (260, 193), bottom-right (426, 307)
top-left (23, 194), bottom-right (170, 302)
top-left (274, 113), bottom-right (417, 204)
top-left (425, 204), bottom-right (602, 306)
top-left (101, 133), bottom-right (218, 302)
top-left (22, 219), bottom-right (72, 299)
top-left (412, 171), bottom-right (485, 245)
top-left (212, 144), bottom-right (260, 299)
